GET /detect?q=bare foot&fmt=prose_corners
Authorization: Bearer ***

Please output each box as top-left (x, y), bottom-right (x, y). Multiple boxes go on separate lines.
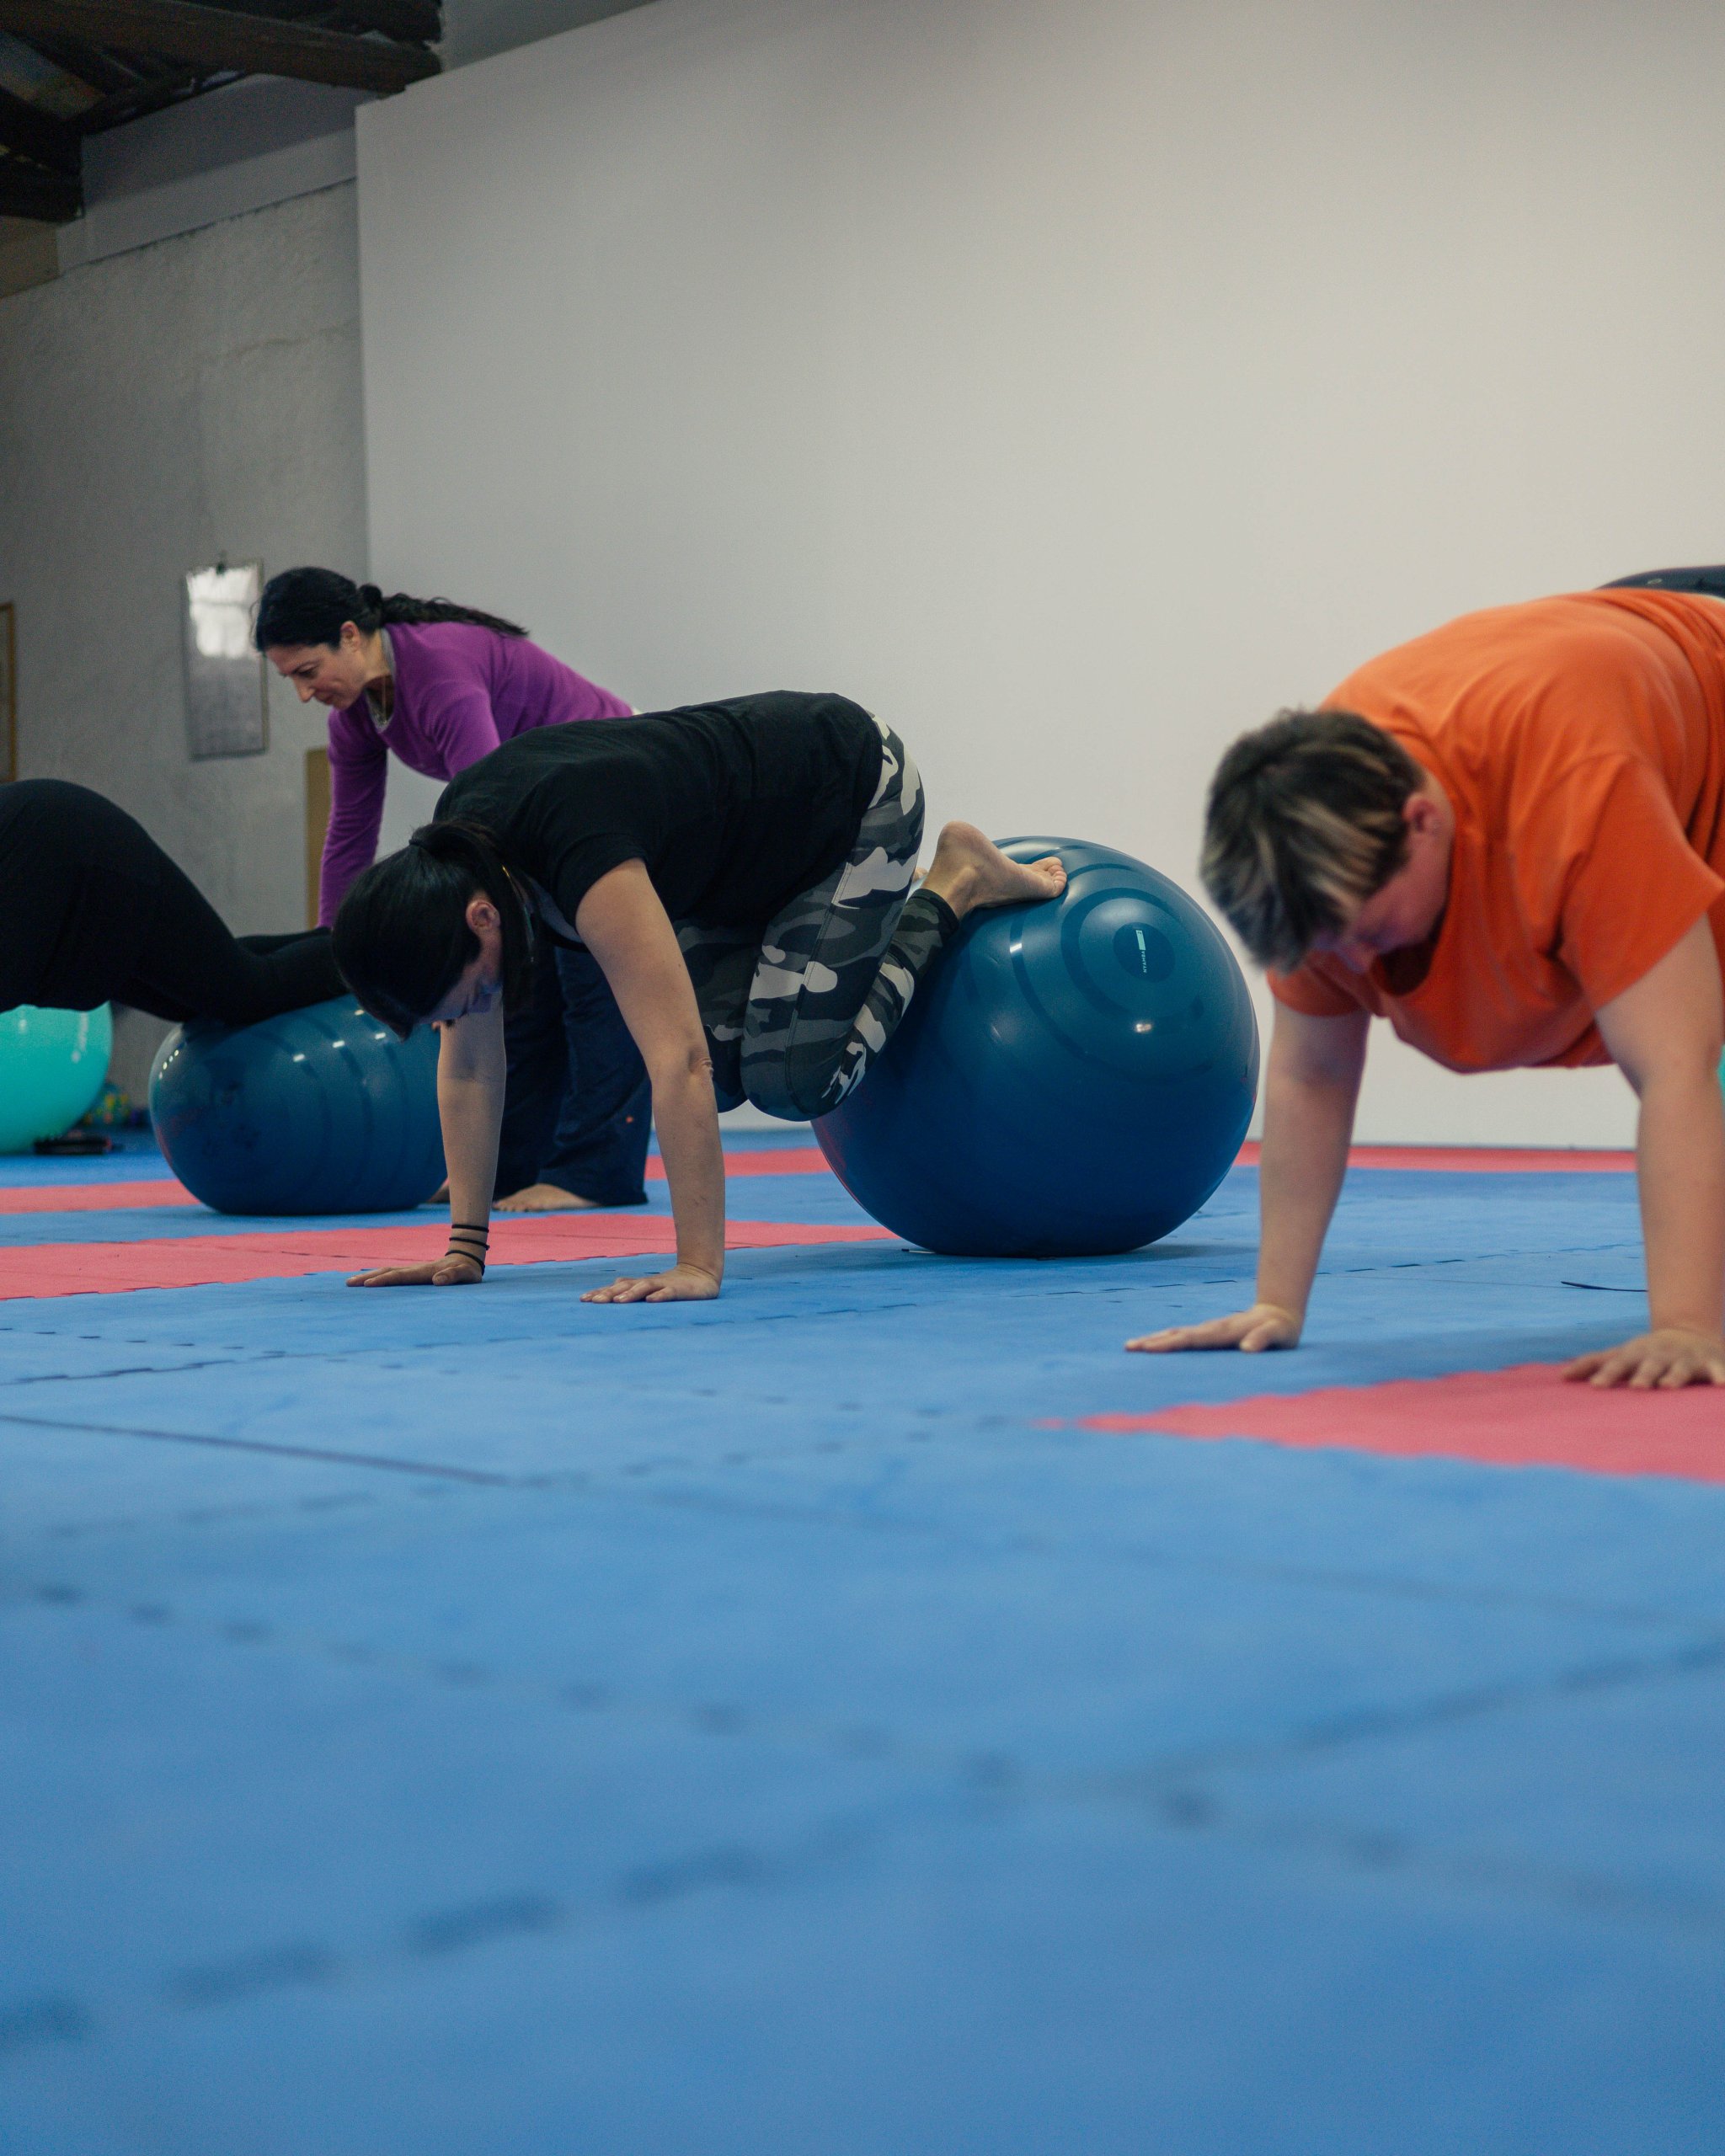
top-left (494, 1182), bottom-right (603, 1213)
top-left (425, 1181), bottom-right (450, 1207)
top-left (920, 822), bottom-right (1066, 921)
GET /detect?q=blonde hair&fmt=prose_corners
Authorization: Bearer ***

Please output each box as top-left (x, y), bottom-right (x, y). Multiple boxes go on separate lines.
top-left (1201, 710), bottom-right (1421, 970)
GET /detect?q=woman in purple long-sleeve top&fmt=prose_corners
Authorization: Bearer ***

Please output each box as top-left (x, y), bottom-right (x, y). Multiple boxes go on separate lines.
top-left (257, 567), bottom-right (649, 1212)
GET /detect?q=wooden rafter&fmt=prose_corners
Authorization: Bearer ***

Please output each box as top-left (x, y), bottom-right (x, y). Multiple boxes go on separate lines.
top-left (13, 27), bottom-right (151, 95)
top-left (0, 85), bottom-right (83, 175)
top-left (0, 0), bottom-right (438, 93)
top-left (293, 0), bottom-right (441, 44)
top-left (193, 0), bottom-right (443, 50)
top-left (345, 0), bottom-right (440, 43)
top-left (0, 153), bottom-right (81, 219)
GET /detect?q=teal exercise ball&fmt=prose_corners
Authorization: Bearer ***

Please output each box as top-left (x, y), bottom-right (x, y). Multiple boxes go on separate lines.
top-left (0, 1005), bottom-right (112, 1153)
top-left (814, 838), bottom-right (1259, 1257)
top-left (150, 995), bottom-right (444, 1216)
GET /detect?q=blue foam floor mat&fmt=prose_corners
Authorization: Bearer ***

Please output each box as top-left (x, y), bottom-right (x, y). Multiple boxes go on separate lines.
top-left (2, 1144), bottom-right (1722, 2153)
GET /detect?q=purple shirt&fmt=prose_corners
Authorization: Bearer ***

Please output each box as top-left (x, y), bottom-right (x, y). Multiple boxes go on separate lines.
top-left (319, 622), bottom-right (630, 925)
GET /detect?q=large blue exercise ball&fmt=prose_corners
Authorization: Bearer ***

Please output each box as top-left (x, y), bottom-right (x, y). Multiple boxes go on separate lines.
top-left (0, 1004), bottom-right (112, 1153)
top-left (150, 995), bottom-right (444, 1215)
top-left (813, 838), bottom-right (1259, 1257)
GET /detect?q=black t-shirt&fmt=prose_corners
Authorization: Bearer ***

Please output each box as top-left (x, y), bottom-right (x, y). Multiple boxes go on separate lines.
top-left (434, 691), bottom-right (884, 932)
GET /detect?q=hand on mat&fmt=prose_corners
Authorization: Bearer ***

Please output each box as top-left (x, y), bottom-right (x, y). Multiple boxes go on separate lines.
top-left (1125, 1302), bottom-right (1302, 1355)
top-left (1562, 1326), bottom-right (1725, 1390)
top-left (346, 1255), bottom-right (484, 1289)
top-left (582, 1262), bottom-right (721, 1305)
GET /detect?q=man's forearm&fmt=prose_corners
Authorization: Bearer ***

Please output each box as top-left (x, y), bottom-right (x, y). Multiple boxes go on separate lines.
top-left (1637, 1067), bottom-right (1725, 1333)
top-left (1256, 1065), bottom-right (1358, 1318)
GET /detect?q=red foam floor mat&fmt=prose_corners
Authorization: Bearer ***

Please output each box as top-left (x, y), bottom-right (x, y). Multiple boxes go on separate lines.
top-left (0, 1214), bottom-right (892, 1300)
top-left (1079, 1364), bottom-right (1725, 1483)
top-left (0, 1179), bottom-right (195, 1213)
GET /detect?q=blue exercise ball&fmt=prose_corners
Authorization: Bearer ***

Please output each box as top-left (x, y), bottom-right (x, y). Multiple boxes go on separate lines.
top-left (150, 995), bottom-right (444, 1216)
top-left (813, 838), bottom-right (1259, 1257)
top-left (0, 1004), bottom-right (112, 1153)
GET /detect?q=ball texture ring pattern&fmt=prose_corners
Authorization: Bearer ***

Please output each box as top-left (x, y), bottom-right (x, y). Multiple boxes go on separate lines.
top-left (150, 996), bottom-right (445, 1216)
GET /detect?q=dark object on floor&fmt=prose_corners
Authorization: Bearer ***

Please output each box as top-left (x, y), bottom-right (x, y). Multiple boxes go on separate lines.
top-left (814, 837), bottom-right (1258, 1256)
top-left (32, 1130), bottom-right (113, 1155)
top-left (149, 995), bottom-right (445, 1216)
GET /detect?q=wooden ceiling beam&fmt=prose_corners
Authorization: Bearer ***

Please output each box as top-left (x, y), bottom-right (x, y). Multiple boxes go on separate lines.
top-left (198, 0), bottom-right (444, 52)
top-left (281, 0), bottom-right (442, 45)
top-left (338, 0), bottom-right (441, 44)
top-left (0, 154), bottom-right (81, 221)
top-left (13, 29), bottom-right (149, 95)
top-left (0, 86), bottom-right (83, 177)
top-left (0, 0), bottom-right (438, 94)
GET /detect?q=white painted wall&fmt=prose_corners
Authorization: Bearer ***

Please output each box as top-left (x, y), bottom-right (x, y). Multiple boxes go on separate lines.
top-left (358, 0), bottom-right (1725, 1147)
top-left (0, 183), bottom-right (368, 1094)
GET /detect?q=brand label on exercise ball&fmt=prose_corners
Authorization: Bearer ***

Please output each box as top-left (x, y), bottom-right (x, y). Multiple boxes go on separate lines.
top-left (1114, 921), bottom-right (1176, 982)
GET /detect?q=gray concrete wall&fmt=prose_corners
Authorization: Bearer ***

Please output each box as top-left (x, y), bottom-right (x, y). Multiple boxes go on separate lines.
top-left (0, 180), bottom-right (367, 1095)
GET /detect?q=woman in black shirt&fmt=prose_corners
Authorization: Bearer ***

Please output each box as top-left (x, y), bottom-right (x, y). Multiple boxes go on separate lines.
top-left (1, 781), bottom-right (344, 1025)
top-left (334, 692), bottom-right (1065, 1303)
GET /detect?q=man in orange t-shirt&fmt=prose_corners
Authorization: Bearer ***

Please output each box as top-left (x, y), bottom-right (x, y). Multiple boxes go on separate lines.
top-left (1130, 571), bottom-right (1725, 1390)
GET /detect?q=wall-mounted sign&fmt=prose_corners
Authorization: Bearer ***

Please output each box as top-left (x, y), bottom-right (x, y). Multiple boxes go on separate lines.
top-left (184, 563), bottom-right (267, 760)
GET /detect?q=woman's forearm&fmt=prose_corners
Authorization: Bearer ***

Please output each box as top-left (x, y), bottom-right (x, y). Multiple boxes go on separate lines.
top-left (435, 1026), bottom-right (506, 1241)
top-left (1256, 1060), bottom-right (1359, 1320)
top-left (1637, 1065), bottom-right (1725, 1334)
top-left (318, 745), bottom-right (387, 929)
top-left (651, 1058), bottom-right (727, 1282)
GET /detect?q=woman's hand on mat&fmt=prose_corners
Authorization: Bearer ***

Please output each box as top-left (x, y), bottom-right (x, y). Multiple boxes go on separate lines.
top-left (1562, 1326), bottom-right (1725, 1390)
top-left (345, 1255), bottom-right (485, 1289)
top-left (581, 1262), bottom-right (721, 1305)
top-left (1124, 1302), bottom-right (1302, 1355)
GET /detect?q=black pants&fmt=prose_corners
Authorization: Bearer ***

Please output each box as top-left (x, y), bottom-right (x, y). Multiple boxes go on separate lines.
top-left (0, 779), bottom-right (344, 1024)
top-left (494, 939), bottom-right (651, 1205)
top-left (120, 912), bottom-right (344, 1030)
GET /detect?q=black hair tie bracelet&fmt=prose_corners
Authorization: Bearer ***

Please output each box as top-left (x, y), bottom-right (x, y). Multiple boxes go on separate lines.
top-left (446, 1222), bottom-right (490, 1275)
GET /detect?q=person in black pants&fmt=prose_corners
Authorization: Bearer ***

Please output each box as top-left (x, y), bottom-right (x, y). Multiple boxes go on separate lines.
top-left (494, 943), bottom-right (652, 1208)
top-left (0, 780), bottom-right (344, 1022)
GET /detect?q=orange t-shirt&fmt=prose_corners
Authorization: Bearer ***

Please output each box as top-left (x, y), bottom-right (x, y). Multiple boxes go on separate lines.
top-left (1269, 589), bottom-right (1725, 1070)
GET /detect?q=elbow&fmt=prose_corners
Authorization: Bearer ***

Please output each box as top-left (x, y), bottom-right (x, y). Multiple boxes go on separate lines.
top-left (1626, 1046), bottom-right (1725, 1105)
top-left (649, 1041), bottom-right (715, 1093)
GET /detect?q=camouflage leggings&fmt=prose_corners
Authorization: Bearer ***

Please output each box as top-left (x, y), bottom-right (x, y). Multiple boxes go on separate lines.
top-left (677, 719), bottom-right (956, 1121)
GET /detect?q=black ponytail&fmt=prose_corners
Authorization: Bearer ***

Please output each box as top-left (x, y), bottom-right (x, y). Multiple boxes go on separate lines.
top-left (332, 819), bottom-right (534, 1037)
top-left (254, 566), bottom-right (527, 653)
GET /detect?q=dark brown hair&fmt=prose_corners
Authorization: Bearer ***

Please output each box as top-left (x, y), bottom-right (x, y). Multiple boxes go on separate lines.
top-left (254, 567), bottom-right (526, 650)
top-left (1201, 709), bottom-right (1423, 969)
top-left (332, 820), bottom-right (533, 1037)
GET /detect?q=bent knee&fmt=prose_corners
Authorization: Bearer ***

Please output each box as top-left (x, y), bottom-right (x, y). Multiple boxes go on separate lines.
top-left (745, 1055), bottom-right (846, 1123)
